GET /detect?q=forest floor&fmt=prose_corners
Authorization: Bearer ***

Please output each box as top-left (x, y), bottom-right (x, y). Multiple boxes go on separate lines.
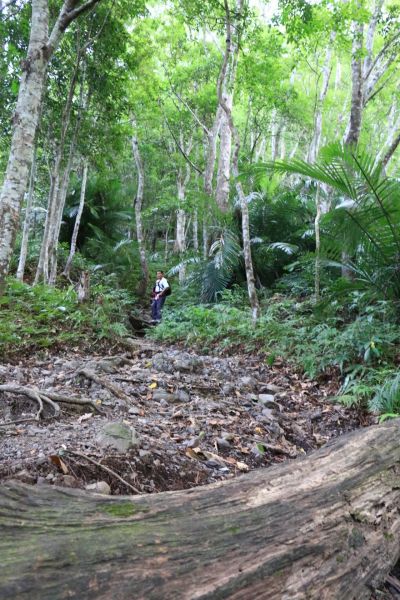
top-left (0, 336), bottom-right (372, 494)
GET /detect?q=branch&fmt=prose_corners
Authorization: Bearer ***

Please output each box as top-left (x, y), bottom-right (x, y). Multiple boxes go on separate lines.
top-left (164, 118), bottom-right (203, 175)
top-left (47, 0), bottom-right (102, 56)
top-left (170, 89), bottom-right (210, 137)
top-left (382, 129), bottom-right (400, 170)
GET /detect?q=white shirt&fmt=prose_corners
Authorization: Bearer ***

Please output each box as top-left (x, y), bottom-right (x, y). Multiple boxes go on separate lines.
top-left (155, 277), bottom-right (169, 294)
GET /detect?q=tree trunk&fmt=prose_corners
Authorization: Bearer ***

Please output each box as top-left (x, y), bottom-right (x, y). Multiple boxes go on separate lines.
top-left (344, 17), bottom-right (364, 146)
top-left (0, 0), bottom-right (49, 293)
top-left (16, 148), bottom-right (37, 281)
top-left (63, 160), bottom-right (89, 278)
top-left (131, 134), bottom-right (149, 297)
top-left (1, 420), bottom-right (400, 599)
top-left (193, 208), bottom-right (199, 252)
top-left (0, 0), bottom-right (101, 294)
top-left (307, 33), bottom-right (335, 164)
top-left (215, 95), bottom-right (233, 212)
top-left (219, 0), bottom-right (259, 322)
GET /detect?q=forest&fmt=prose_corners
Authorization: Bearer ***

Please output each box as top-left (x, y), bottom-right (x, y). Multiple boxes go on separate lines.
top-left (1, 0), bottom-right (400, 598)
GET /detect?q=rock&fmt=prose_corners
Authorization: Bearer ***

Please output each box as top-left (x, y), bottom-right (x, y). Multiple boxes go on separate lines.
top-left (222, 383), bottom-right (234, 395)
top-left (128, 407), bottom-right (141, 416)
top-left (259, 383), bottom-right (282, 394)
top-left (61, 475), bottom-right (77, 487)
top-left (216, 438), bottom-right (230, 449)
top-left (96, 422), bottom-right (140, 453)
top-left (238, 376), bottom-right (257, 390)
top-left (36, 476), bottom-right (47, 485)
top-left (258, 395), bottom-right (282, 411)
top-left (13, 469), bottom-right (36, 484)
top-left (85, 481), bottom-right (111, 495)
top-left (152, 390), bottom-right (178, 403)
top-left (139, 449), bottom-right (152, 463)
top-left (153, 389), bottom-right (189, 403)
top-left (152, 352), bottom-right (204, 374)
top-left (261, 408), bottom-right (278, 420)
top-left (221, 431), bottom-right (235, 441)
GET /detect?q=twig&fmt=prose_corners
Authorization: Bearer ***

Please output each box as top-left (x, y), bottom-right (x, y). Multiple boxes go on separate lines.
top-left (65, 450), bottom-right (141, 495)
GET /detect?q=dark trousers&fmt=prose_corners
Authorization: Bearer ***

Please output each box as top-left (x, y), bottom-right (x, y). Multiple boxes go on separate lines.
top-left (151, 296), bottom-right (166, 321)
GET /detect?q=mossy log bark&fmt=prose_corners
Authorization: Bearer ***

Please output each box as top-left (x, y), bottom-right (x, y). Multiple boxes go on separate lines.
top-left (1, 421), bottom-right (400, 599)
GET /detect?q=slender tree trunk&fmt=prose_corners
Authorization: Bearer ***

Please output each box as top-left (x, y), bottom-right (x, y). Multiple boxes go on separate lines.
top-left (48, 127), bottom-right (79, 285)
top-left (219, 0), bottom-right (259, 322)
top-left (0, 0), bottom-right (101, 294)
top-left (314, 186), bottom-right (321, 301)
top-left (16, 149), bottom-right (37, 281)
top-left (215, 95), bottom-right (233, 212)
top-left (308, 33), bottom-right (335, 163)
top-left (202, 216), bottom-right (209, 260)
top-left (344, 18), bottom-right (364, 145)
top-left (63, 161), bottom-right (88, 278)
top-left (131, 135), bottom-right (149, 297)
top-left (193, 209), bottom-right (199, 252)
top-left (35, 53), bottom-right (82, 284)
top-left (382, 130), bottom-right (400, 173)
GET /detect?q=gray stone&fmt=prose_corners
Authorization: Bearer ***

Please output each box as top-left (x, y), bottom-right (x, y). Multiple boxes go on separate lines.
top-left (259, 383), bottom-right (282, 394)
top-left (238, 376), bottom-right (257, 389)
top-left (85, 481), bottom-right (111, 495)
top-left (152, 390), bottom-right (177, 403)
top-left (222, 383), bottom-right (234, 395)
top-left (216, 437), bottom-right (230, 449)
top-left (258, 395), bottom-right (282, 411)
top-left (97, 422), bottom-right (140, 453)
top-left (261, 408), bottom-right (278, 420)
top-left (61, 475), bottom-right (77, 487)
top-left (128, 406), bottom-right (141, 415)
top-left (13, 469), bottom-right (36, 484)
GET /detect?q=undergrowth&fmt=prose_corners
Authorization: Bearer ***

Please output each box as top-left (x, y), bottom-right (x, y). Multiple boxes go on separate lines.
top-left (149, 289), bottom-right (400, 414)
top-left (0, 278), bottom-right (132, 358)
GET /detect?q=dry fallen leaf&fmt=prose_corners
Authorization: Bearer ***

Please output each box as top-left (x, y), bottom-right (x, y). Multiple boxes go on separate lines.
top-left (49, 455), bottom-right (69, 475)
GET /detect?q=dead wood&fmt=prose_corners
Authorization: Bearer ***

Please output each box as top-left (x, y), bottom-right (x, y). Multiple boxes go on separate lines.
top-left (1, 420), bottom-right (400, 599)
top-left (65, 449), bottom-right (141, 495)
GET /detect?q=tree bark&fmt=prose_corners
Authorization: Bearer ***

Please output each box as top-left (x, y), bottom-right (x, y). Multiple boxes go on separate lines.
top-left (219, 0), bottom-right (259, 322)
top-left (131, 134), bottom-right (149, 297)
top-left (16, 148), bottom-right (37, 281)
top-left (0, 0), bottom-right (49, 293)
top-left (0, 0), bottom-right (101, 294)
top-left (1, 420), bottom-right (400, 599)
top-left (307, 33), bottom-right (335, 164)
top-left (344, 17), bottom-right (364, 146)
top-left (63, 160), bottom-right (89, 277)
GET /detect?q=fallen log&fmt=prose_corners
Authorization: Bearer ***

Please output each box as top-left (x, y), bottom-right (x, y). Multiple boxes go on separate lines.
top-left (1, 420), bottom-right (400, 599)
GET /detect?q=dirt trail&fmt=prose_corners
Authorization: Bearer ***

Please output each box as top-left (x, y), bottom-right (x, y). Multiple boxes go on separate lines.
top-left (0, 337), bottom-right (370, 495)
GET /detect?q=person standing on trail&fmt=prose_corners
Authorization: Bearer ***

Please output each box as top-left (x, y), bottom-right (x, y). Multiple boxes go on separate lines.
top-left (151, 270), bottom-right (170, 324)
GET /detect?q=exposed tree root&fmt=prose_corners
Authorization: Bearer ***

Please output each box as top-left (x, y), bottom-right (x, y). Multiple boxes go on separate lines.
top-left (0, 384), bottom-right (103, 425)
top-left (78, 368), bottom-right (131, 402)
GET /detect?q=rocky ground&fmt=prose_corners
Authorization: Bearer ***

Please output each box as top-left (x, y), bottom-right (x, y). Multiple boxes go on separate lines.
top-left (2, 336), bottom-right (399, 598)
top-left (0, 336), bottom-right (371, 495)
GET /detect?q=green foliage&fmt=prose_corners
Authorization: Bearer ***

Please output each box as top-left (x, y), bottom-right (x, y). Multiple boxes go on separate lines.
top-left (369, 373), bottom-right (400, 417)
top-left (259, 144), bottom-right (400, 299)
top-left (0, 278), bottom-right (132, 358)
